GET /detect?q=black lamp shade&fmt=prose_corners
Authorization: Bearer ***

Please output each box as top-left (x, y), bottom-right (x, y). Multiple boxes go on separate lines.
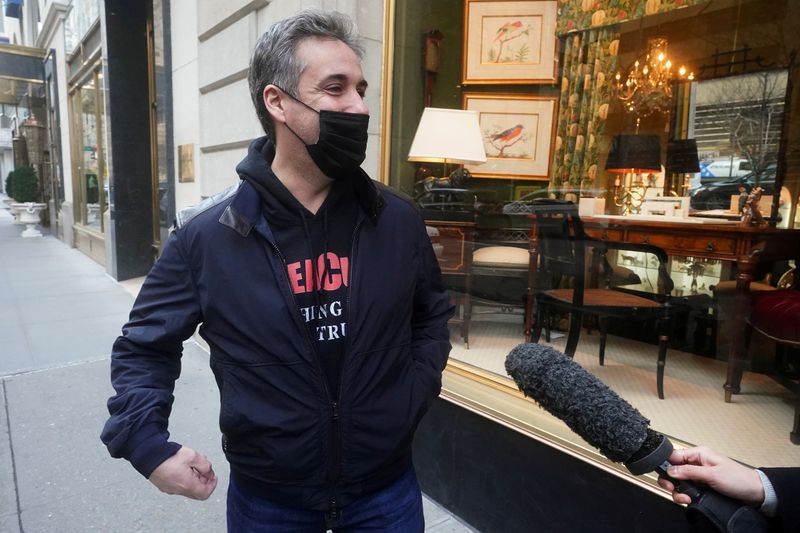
top-left (605, 134), bottom-right (662, 173)
top-left (666, 139), bottom-right (700, 174)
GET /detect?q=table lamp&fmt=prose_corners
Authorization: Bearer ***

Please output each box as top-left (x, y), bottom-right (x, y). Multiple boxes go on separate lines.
top-left (408, 108), bottom-right (487, 193)
top-left (666, 138), bottom-right (700, 197)
top-left (605, 134), bottom-right (662, 215)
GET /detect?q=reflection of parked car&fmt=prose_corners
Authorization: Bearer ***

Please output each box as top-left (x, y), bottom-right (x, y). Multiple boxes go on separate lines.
top-left (415, 188), bottom-right (475, 212)
top-left (690, 165), bottom-right (776, 210)
top-left (699, 157), bottom-right (752, 183)
top-left (502, 187), bottom-right (606, 214)
top-left (415, 188), bottom-right (497, 215)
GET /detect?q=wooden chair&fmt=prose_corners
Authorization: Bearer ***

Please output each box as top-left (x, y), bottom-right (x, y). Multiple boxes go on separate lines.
top-left (470, 219), bottom-right (531, 325)
top-left (525, 200), bottom-right (675, 399)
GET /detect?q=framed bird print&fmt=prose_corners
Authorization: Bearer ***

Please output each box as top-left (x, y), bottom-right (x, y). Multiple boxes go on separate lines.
top-left (463, 93), bottom-right (557, 180)
top-left (462, 0), bottom-right (558, 84)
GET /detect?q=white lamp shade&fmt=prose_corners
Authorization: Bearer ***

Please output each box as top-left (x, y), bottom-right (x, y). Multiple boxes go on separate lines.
top-left (407, 108), bottom-right (487, 165)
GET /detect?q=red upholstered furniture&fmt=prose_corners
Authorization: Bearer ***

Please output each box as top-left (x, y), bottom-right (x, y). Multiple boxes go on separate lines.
top-left (750, 290), bottom-right (800, 343)
top-left (746, 289), bottom-right (800, 444)
top-left (725, 239), bottom-right (799, 444)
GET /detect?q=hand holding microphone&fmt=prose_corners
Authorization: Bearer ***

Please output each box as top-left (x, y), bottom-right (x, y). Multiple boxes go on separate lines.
top-left (505, 343), bottom-right (768, 533)
top-left (659, 447), bottom-right (765, 508)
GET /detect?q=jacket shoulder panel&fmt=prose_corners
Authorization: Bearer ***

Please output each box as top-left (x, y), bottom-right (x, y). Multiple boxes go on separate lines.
top-left (175, 182), bottom-right (241, 229)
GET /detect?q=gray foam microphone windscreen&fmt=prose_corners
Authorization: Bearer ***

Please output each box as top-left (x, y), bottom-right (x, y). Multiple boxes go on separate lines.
top-left (505, 343), bottom-right (649, 463)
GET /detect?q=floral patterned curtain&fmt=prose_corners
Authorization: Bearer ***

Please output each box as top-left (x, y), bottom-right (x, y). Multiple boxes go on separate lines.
top-left (550, 27), bottom-right (619, 192)
top-left (556, 0), bottom-right (709, 36)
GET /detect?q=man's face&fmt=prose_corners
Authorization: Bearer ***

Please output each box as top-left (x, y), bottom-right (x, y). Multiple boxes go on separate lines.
top-left (284, 37), bottom-right (369, 143)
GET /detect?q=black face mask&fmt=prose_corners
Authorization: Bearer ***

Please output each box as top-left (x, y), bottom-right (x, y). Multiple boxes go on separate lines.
top-left (281, 90), bottom-right (369, 180)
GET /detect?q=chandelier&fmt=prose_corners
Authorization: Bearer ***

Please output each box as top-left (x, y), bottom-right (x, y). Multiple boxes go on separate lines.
top-left (613, 38), bottom-right (694, 117)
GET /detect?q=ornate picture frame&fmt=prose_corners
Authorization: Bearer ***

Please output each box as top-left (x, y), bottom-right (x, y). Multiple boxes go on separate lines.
top-left (462, 0), bottom-right (558, 85)
top-left (463, 92), bottom-right (557, 180)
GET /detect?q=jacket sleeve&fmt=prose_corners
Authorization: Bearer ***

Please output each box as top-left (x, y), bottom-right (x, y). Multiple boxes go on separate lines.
top-left (100, 229), bottom-right (203, 478)
top-left (410, 216), bottom-right (455, 410)
top-left (760, 467), bottom-right (800, 532)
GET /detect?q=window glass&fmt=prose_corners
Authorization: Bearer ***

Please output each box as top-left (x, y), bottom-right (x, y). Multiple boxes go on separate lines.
top-left (64, 0), bottom-right (100, 55)
top-left (151, 0), bottom-right (172, 249)
top-left (387, 0), bottom-right (800, 470)
top-left (688, 71), bottom-right (787, 214)
top-left (72, 68), bottom-right (107, 232)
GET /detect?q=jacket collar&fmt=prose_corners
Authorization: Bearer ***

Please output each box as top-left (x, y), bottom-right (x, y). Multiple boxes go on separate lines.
top-left (220, 170), bottom-right (385, 238)
top-left (352, 167), bottom-right (385, 226)
top-left (219, 181), bottom-right (271, 240)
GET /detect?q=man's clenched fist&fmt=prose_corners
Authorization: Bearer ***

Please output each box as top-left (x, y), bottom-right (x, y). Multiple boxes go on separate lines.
top-left (149, 446), bottom-right (218, 500)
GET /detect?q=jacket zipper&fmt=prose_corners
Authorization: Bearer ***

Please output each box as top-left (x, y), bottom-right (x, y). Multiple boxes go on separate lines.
top-left (327, 400), bottom-right (341, 527)
top-left (265, 238), bottom-right (342, 516)
top-left (327, 216), bottom-right (364, 520)
top-left (265, 240), bottom-right (325, 376)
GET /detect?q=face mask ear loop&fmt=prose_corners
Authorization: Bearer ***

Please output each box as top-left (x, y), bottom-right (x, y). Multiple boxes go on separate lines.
top-left (283, 121), bottom-right (308, 146)
top-left (275, 85), bottom-right (320, 146)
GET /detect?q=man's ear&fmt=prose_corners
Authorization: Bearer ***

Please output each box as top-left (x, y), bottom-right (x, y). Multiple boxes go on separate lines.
top-left (263, 85), bottom-right (286, 125)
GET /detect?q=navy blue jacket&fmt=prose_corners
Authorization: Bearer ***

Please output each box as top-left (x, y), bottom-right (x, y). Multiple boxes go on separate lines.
top-left (101, 174), bottom-right (453, 510)
top-left (761, 467), bottom-right (800, 533)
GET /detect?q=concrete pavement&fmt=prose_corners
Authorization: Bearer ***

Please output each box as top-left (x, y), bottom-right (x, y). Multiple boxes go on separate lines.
top-left (0, 201), bottom-right (474, 532)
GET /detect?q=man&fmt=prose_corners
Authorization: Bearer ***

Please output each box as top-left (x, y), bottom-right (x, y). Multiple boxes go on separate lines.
top-left (101, 9), bottom-right (453, 532)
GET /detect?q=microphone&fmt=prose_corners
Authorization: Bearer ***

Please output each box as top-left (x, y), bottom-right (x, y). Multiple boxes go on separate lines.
top-left (505, 342), bottom-right (669, 474)
top-left (505, 343), bottom-right (768, 533)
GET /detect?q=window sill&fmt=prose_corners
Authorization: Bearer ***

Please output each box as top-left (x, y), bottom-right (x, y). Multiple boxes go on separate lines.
top-left (441, 360), bottom-right (679, 500)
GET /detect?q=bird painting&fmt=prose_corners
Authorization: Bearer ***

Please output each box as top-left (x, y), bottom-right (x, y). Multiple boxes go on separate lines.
top-left (488, 19), bottom-right (532, 63)
top-left (493, 21), bottom-right (523, 42)
top-left (487, 124), bottom-right (526, 157)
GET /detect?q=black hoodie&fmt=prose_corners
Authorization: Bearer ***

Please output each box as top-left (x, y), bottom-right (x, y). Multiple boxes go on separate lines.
top-left (236, 137), bottom-right (358, 399)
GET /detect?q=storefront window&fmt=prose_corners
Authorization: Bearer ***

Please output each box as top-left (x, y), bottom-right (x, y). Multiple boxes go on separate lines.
top-left (385, 0), bottom-right (800, 474)
top-left (64, 0), bottom-right (100, 55)
top-left (149, 0), bottom-right (173, 252)
top-left (71, 67), bottom-right (107, 233)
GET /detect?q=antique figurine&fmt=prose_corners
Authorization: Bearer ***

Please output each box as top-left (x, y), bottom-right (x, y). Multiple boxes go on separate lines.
top-left (740, 186), bottom-right (768, 227)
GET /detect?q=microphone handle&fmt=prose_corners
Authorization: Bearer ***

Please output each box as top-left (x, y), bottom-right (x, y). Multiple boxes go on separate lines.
top-left (654, 461), bottom-right (703, 502)
top-left (655, 462), bottom-right (769, 532)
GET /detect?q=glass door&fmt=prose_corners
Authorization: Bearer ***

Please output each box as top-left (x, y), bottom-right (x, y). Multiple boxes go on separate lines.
top-left (69, 64), bottom-right (108, 264)
top-left (71, 67), bottom-right (106, 232)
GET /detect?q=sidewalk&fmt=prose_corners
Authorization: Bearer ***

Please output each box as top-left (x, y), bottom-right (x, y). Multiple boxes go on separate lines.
top-left (0, 204), bottom-right (475, 532)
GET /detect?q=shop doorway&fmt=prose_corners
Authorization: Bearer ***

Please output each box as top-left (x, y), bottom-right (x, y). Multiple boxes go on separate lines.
top-left (69, 64), bottom-right (107, 265)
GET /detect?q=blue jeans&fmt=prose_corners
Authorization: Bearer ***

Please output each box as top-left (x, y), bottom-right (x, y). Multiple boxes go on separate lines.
top-left (226, 468), bottom-right (424, 532)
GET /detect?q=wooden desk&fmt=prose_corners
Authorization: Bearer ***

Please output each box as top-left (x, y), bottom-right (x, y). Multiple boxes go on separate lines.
top-left (581, 215), bottom-right (800, 400)
top-left (424, 219), bottom-right (476, 348)
top-left (581, 216), bottom-right (794, 262)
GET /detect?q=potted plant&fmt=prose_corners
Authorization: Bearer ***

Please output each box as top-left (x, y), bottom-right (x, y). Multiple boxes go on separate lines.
top-left (10, 165), bottom-right (46, 237)
top-left (5, 170), bottom-right (22, 223)
top-left (4, 170), bottom-right (13, 201)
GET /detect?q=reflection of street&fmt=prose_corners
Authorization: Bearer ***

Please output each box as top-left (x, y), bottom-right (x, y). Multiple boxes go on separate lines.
top-left (691, 165), bottom-right (777, 211)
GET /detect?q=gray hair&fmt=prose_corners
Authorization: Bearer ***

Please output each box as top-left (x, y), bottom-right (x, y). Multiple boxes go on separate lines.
top-left (248, 8), bottom-right (364, 141)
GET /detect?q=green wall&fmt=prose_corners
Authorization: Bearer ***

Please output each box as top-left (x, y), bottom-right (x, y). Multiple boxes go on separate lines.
top-left (389, 0), bottom-right (463, 196)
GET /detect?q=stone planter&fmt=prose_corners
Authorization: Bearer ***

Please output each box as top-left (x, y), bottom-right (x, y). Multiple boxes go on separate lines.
top-left (8, 203), bottom-right (22, 224)
top-left (11, 202), bottom-right (47, 237)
